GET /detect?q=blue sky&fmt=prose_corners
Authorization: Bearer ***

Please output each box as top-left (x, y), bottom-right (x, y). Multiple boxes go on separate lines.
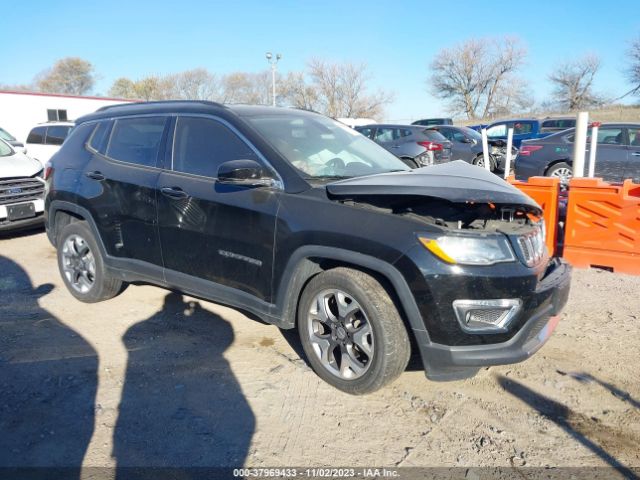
top-left (2, 0), bottom-right (639, 121)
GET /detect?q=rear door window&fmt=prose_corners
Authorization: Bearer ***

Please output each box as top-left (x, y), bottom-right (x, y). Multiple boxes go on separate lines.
top-left (513, 122), bottom-right (533, 135)
top-left (106, 116), bottom-right (167, 168)
top-left (27, 127), bottom-right (46, 144)
top-left (374, 128), bottom-right (399, 143)
top-left (45, 126), bottom-right (72, 145)
top-left (356, 127), bottom-right (373, 138)
top-left (596, 128), bottom-right (625, 145)
top-left (171, 116), bottom-right (258, 178)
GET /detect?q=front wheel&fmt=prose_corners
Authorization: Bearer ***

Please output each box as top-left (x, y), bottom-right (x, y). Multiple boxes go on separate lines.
top-left (472, 154), bottom-right (496, 172)
top-left (57, 221), bottom-right (124, 303)
top-left (297, 268), bottom-right (410, 394)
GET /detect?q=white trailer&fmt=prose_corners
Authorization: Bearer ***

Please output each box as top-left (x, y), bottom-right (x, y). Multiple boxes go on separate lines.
top-left (0, 90), bottom-right (134, 143)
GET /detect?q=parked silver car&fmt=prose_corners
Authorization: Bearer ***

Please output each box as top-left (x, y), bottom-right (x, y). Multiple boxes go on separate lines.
top-left (355, 124), bottom-right (452, 168)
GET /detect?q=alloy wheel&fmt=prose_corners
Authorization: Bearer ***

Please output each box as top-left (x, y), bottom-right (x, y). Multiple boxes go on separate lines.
top-left (306, 289), bottom-right (374, 380)
top-left (61, 234), bottom-right (96, 294)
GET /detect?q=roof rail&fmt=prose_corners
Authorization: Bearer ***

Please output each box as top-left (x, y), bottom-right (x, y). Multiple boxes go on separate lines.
top-left (95, 99), bottom-right (226, 112)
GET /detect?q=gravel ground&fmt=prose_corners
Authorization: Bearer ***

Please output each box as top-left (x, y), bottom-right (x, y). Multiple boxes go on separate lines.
top-left (0, 230), bottom-right (639, 475)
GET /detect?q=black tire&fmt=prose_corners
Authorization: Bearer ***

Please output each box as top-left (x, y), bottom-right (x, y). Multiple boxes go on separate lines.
top-left (472, 154), bottom-right (496, 172)
top-left (57, 221), bottom-right (124, 303)
top-left (297, 267), bottom-right (411, 394)
top-left (400, 157), bottom-right (419, 169)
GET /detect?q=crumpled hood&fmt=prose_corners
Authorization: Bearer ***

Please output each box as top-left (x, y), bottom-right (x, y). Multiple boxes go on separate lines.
top-left (0, 151), bottom-right (43, 179)
top-left (326, 160), bottom-right (540, 210)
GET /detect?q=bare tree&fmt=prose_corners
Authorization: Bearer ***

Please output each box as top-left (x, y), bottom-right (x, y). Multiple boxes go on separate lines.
top-left (549, 54), bottom-right (604, 110)
top-left (36, 57), bottom-right (95, 95)
top-left (281, 72), bottom-right (320, 111)
top-left (624, 35), bottom-right (640, 98)
top-left (220, 71), bottom-right (271, 105)
top-left (429, 37), bottom-right (529, 119)
top-left (170, 68), bottom-right (222, 100)
top-left (108, 75), bottom-right (173, 101)
top-left (302, 59), bottom-right (392, 119)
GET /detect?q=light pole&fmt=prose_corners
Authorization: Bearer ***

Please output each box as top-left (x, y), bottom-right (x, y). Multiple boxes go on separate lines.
top-left (265, 52), bottom-right (282, 107)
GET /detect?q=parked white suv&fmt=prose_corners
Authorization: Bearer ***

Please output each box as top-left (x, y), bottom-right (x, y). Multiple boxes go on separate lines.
top-left (0, 138), bottom-right (45, 232)
top-left (25, 121), bottom-right (74, 166)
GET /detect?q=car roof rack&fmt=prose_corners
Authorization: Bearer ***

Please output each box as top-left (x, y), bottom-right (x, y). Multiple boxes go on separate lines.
top-left (95, 99), bottom-right (226, 112)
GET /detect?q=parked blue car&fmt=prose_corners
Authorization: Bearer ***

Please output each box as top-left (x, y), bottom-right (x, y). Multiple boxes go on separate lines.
top-left (484, 118), bottom-right (576, 148)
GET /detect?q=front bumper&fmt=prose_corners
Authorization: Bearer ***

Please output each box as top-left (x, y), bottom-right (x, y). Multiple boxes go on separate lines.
top-left (413, 259), bottom-right (571, 381)
top-left (0, 212), bottom-right (44, 233)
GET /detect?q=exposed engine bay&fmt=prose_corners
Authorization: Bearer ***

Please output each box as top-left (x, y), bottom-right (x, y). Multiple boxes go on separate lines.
top-left (337, 195), bottom-right (542, 234)
top-left (326, 160), bottom-right (543, 235)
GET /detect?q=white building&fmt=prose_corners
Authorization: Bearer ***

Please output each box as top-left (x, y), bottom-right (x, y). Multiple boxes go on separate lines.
top-left (0, 90), bottom-right (134, 143)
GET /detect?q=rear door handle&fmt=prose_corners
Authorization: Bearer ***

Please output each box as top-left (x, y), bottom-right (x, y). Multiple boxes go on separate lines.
top-left (632, 152), bottom-right (640, 157)
top-left (160, 187), bottom-right (188, 199)
top-left (85, 171), bottom-right (105, 181)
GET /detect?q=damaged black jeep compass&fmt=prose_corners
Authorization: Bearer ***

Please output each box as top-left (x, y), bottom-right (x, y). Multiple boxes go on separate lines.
top-left (45, 102), bottom-right (571, 394)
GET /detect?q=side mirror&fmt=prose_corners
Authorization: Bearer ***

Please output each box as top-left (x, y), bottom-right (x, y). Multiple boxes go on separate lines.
top-left (461, 137), bottom-right (473, 143)
top-left (217, 159), bottom-right (276, 187)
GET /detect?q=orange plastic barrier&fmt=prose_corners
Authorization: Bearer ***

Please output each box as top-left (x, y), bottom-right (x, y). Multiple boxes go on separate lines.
top-left (563, 178), bottom-right (640, 274)
top-left (508, 176), bottom-right (561, 256)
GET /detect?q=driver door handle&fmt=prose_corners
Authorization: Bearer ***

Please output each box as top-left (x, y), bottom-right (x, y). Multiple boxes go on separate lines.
top-left (160, 187), bottom-right (188, 199)
top-left (632, 152), bottom-right (640, 157)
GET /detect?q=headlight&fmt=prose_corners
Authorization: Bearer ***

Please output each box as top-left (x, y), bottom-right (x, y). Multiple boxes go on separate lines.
top-left (419, 234), bottom-right (516, 266)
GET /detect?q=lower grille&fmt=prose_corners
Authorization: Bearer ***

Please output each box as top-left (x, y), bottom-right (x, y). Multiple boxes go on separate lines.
top-left (0, 177), bottom-right (45, 206)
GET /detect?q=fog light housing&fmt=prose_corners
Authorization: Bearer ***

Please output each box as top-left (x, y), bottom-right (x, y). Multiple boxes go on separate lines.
top-left (452, 299), bottom-right (522, 333)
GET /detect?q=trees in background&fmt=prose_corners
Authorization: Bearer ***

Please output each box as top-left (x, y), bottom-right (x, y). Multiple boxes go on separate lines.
top-left (548, 54), bottom-right (604, 110)
top-left (106, 60), bottom-right (392, 120)
top-left (624, 35), bottom-right (640, 99)
top-left (429, 36), bottom-right (530, 119)
top-left (36, 57), bottom-right (95, 95)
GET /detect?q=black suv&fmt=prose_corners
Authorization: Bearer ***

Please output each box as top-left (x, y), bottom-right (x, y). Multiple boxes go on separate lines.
top-left (44, 101), bottom-right (571, 394)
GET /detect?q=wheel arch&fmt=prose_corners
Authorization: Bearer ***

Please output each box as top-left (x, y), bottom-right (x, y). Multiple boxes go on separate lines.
top-left (274, 246), bottom-right (428, 342)
top-left (47, 201), bottom-right (107, 256)
top-left (544, 158), bottom-right (572, 176)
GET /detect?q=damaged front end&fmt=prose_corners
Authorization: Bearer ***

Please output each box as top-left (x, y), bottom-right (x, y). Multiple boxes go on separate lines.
top-left (327, 161), bottom-right (548, 268)
top-left (325, 161), bottom-right (570, 380)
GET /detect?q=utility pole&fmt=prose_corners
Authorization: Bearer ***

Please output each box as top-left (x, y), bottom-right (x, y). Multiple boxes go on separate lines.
top-left (265, 52), bottom-right (282, 107)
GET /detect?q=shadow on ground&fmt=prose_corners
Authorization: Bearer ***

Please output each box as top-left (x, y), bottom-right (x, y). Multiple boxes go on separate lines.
top-left (113, 292), bottom-right (255, 477)
top-left (0, 254), bottom-right (255, 478)
top-left (559, 370), bottom-right (640, 410)
top-left (497, 375), bottom-right (639, 480)
top-left (0, 255), bottom-right (96, 479)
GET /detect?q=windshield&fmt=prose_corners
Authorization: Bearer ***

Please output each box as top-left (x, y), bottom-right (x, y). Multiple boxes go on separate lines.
top-left (0, 139), bottom-right (14, 157)
top-left (0, 127), bottom-right (16, 142)
top-left (246, 113), bottom-right (410, 179)
top-left (462, 127), bottom-right (482, 141)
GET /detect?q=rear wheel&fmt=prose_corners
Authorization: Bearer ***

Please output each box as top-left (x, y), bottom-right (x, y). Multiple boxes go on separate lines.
top-left (546, 162), bottom-right (572, 185)
top-left (57, 221), bottom-right (124, 303)
top-left (297, 267), bottom-right (410, 394)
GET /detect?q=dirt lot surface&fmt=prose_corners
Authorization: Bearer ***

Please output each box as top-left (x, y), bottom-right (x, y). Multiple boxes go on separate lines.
top-left (1, 230), bottom-right (639, 475)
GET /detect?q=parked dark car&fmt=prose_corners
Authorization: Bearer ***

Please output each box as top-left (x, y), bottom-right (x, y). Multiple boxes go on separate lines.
top-left (515, 123), bottom-right (640, 184)
top-left (45, 101), bottom-right (571, 394)
top-left (355, 124), bottom-right (452, 168)
top-left (430, 125), bottom-right (518, 172)
top-left (539, 117), bottom-right (576, 134)
top-left (411, 118), bottom-right (453, 127)
top-left (485, 118), bottom-right (556, 148)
